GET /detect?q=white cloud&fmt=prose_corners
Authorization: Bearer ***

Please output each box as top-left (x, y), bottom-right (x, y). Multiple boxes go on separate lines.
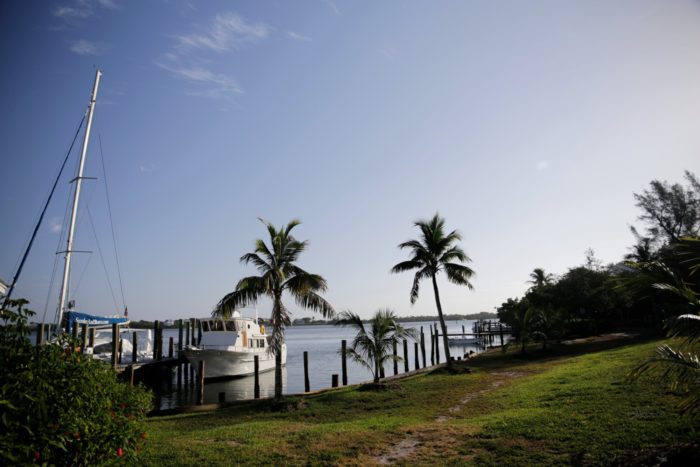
top-left (322, 0), bottom-right (341, 15)
top-left (177, 12), bottom-right (270, 53)
top-left (139, 164), bottom-right (154, 173)
top-left (54, 0), bottom-right (119, 22)
top-left (70, 39), bottom-right (103, 56)
top-left (536, 160), bottom-right (550, 171)
top-left (288, 31), bottom-right (311, 42)
top-left (49, 218), bottom-right (63, 234)
top-left (156, 55), bottom-right (244, 101)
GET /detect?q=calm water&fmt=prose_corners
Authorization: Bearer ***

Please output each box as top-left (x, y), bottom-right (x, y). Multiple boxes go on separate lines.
top-left (157, 319), bottom-right (500, 409)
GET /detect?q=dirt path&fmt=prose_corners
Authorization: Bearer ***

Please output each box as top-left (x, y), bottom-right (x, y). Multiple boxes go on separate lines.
top-left (373, 371), bottom-right (526, 465)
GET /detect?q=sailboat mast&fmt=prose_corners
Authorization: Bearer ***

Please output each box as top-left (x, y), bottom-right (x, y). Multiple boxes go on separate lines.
top-left (56, 69), bottom-right (102, 331)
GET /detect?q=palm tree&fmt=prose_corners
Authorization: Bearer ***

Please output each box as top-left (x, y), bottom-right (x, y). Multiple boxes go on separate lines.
top-left (391, 213), bottom-right (475, 366)
top-left (527, 268), bottom-right (554, 289)
top-left (335, 309), bottom-right (415, 383)
top-left (628, 236), bottom-right (700, 415)
top-left (213, 219), bottom-right (334, 398)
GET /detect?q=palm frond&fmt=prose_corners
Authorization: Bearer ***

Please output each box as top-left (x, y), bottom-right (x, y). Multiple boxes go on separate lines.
top-left (666, 314), bottom-right (700, 342)
top-left (444, 263), bottom-right (475, 289)
top-left (240, 252), bottom-right (272, 273)
top-left (391, 260), bottom-right (423, 274)
top-left (294, 290), bottom-right (335, 318)
top-left (213, 276), bottom-right (267, 317)
top-left (439, 245), bottom-right (468, 264)
top-left (410, 267), bottom-right (431, 304)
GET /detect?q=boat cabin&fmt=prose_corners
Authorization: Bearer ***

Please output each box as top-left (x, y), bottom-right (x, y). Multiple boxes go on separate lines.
top-left (197, 317), bottom-right (268, 351)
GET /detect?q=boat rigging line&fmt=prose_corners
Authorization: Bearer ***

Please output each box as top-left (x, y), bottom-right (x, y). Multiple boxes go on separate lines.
top-left (1, 113), bottom-right (87, 310)
top-left (98, 134), bottom-right (128, 314)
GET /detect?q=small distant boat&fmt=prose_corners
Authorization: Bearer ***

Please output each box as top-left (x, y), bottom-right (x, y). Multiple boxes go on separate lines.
top-left (448, 336), bottom-right (482, 345)
top-left (181, 311), bottom-right (286, 379)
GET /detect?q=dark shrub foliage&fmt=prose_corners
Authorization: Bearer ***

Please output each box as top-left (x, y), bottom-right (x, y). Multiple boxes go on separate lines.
top-left (0, 299), bottom-right (152, 465)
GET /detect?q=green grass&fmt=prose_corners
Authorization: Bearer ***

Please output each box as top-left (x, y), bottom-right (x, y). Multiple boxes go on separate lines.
top-left (141, 338), bottom-right (699, 465)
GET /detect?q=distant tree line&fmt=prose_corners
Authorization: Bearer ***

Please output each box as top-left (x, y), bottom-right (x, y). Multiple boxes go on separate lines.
top-left (497, 171), bottom-right (700, 353)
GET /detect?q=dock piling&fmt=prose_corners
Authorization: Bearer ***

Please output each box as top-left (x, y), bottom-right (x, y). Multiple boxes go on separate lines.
top-left (331, 374), bottom-right (338, 388)
top-left (111, 323), bottom-right (118, 369)
top-left (403, 339), bottom-right (409, 373)
top-left (420, 326), bottom-right (426, 368)
top-left (254, 355), bottom-right (260, 399)
top-left (303, 351), bottom-right (310, 393)
top-left (88, 327), bottom-right (95, 349)
top-left (132, 331), bottom-right (138, 363)
top-left (168, 336), bottom-right (174, 359)
top-left (392, 340), bottom-right (398, 375)
top-left (414, 342), bottom-right (419, 370)
top-left (37, 323), bottom-right (45, 346)
top-left (341, 339), bottom-right (348, 385)
top-left (197, 360), bottom-right (205, 405)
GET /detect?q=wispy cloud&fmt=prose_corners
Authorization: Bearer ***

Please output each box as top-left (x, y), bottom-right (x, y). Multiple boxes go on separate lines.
top-left (322, 0), bottom-right (341, 15)
top-left (49, 218), bottom-right (63, 234)
top-left (156, 54), bottom-right (244, 101)
top-left (54, 0), bottom-right (119, 23)
top-left (536, 160), bottom-right (550, 171)
top-left (288, 31), bottom-right (312, 42)
top-left (158, 11), bottom-right (268, 102)
top-left (70, 39), bottom-right (103, 56)
top-left (139, 164), bottom-right (155, 173)
top-left (176, 12), bottom-right (270, 52)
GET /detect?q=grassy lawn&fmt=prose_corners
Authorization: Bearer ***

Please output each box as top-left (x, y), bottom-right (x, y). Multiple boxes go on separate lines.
top-left (142, 338), bottom-right (699, 465)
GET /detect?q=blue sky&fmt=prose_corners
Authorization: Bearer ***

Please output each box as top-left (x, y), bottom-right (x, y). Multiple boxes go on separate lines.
top-left (1, 0), bottom-right (699, 322)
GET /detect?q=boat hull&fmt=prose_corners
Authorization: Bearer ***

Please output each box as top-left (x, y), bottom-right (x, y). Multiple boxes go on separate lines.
top-left (182, 345), bottom-right (287, 379)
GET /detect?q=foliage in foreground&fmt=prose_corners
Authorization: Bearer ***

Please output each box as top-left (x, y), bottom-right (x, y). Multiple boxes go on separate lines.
top-left (0, 299), bottom-right (152, 466)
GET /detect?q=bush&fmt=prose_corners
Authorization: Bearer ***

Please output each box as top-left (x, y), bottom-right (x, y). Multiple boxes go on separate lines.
top-left (0, 299), bottom-right (152, 465)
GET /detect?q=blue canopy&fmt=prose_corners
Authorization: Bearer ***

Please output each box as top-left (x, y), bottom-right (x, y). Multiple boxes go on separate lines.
top-left (66, 311), bottom-right (129, 333)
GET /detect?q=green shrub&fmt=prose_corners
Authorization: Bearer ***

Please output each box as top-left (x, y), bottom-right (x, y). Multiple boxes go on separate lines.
top-left (1, 299), bottom-right (153, 465)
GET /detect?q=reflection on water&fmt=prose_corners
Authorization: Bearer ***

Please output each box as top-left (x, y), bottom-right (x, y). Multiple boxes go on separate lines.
top-left (156, 319), bottom-right (502, 409)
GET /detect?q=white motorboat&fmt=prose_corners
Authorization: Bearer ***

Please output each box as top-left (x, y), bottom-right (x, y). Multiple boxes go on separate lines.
top-left (181, 311), bottom-right (286, 379)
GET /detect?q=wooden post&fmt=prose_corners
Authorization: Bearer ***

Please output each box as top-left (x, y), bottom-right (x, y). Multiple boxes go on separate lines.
top-left (392, 340), bottom-right (398, 375)
top-left (185, 320), bottom-right (190, 347)
top-left (197, 319), bottom-right (202, 345)
top-left (434, 325), bottom-right (440, 364)
top-left (111, 323), bottom-right (119, 369)
top-left (157, 325), bottom-right (163, 361)
top-left (132, 331), bottom-right (138, 363)
top-left (197, 360), bottom-right (205, 405)
top-left (303, 351), bottom-right (310, 393)
top-left (178, 319), bottom-right (184, 354)
top-left (189, 318), bottom-right (196, 345)
top-left (71, 323), bottom-right (78, 351)
top-left (414, 342), bottom-right (420, 370)
top-left (153, 320), bottom-right (159, 360)
top-left (403, 339), bottom-right (409, 372)
top-left (218, 392), bottom-right (226, 403)
top-left (341, 339), bottom-right (348, 386)
top-left (499, 323), bottom-right (504, 347)
top-left (80, 323), bottom-right (87, 353)
top-left (36, 323), bottom-right (45, 345)
top-left (254, 355), bottom-right (260, 399)
top-left (168, 337), bottom-right (174, 359)
top-left (128, 365), bottom-right (135, 386)
top-left (88, 327), bottom-right (95, 348)
top-left (420, 326), bottom-right (426, 368)
top-left (462, 324), bottom-right (466, 336)
top-left (118, 338), bottom-right (123, 364)
top-left (332, 374), bottom-right (339, 388)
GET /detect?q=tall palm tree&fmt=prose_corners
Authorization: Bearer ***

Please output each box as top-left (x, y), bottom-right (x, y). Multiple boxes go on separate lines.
top-left (335, 309), bottom-right (415, 383)
top-left (213, 219), bottom-right (334, 398)
top-left (391, 213), bottom-right (475, 366)
top-left (527, 268), bottom-right (554, 289)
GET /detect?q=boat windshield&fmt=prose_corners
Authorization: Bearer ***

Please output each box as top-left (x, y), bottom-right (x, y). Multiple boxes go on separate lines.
top-left (210, 320), bottom-right (225, 331)
top-left (225, 321), bottom-right (237, 332)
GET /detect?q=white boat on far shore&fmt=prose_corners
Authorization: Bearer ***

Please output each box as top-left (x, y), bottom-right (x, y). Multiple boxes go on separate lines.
top-left (181, 311), bottom-right (286, 379)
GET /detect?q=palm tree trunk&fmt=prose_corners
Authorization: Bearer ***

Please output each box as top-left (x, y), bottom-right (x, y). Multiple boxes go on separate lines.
top-left (275, 350), bottom-right (283, 398)
top-left (273, 293), bottom-right (283, 398)
top-left (431, 274), bottom-right (452, 366)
